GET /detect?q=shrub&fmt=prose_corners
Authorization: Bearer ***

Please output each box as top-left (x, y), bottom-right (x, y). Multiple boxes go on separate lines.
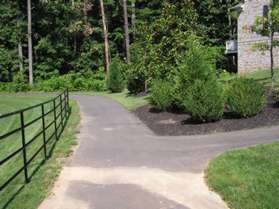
top-left (0, 73), bottom-right (30, 92)
top-left (149, 80), bottom-right (174, 111)
top-left (35, 70), bottom-right (106, 92)
top-left (183, 79), bottom-right (225, 122)
top-left (226, 77), bottom-right (266, 118)
top-left (177, 44), bottom-right (219, 90)
top-left (107, 57), bottom-right (125, 93)
top-left (175, 44), bottom-right (220, 106)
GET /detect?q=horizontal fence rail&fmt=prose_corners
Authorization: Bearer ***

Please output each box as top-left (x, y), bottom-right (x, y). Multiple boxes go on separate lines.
top-left (0, 89), bottom-right (70, 193)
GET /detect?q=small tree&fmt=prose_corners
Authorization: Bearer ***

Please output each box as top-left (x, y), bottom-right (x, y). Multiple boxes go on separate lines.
top-left (253, 0), bottom-right (279, 86)
top-left (27, 0), bottom-right (33, 86)
top-left (107, 57), bottom-right (125, 93)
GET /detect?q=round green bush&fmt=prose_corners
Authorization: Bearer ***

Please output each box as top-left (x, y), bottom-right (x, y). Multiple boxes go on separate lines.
top-left (226, 77), bottom-right (266, 118)
top-left (183, 79), bottom-right (225, 122)
top-left (107, 58), bottom-right (125, 93)
top-left (149, 80), bottom-right (174, 111)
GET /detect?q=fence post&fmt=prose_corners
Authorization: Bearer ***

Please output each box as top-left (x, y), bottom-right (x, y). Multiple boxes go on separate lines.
top-left (63, 92), bottom-right (67, 125)
top-left (20, 111), bottom-right (29, 183)
top-left (41, 104), bottom-right (47, 159)
top-left (66, 89), bottom-right (70, 116)
top-left (59, 95), bottom-right (63, 135)
top-left (53, 99), bottom-right (58, 141)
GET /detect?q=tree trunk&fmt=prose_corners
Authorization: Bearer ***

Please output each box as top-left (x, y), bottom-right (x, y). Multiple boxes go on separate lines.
top-left (131, 0), bottom-right (136, 40)
top-left (83, 0), bottom-right (87, 21)
top-left (17, 18), bottom-right (24, 72)
top-left (18, 41), bottom-right (24, 72)
top-left (100, 0), bottom-right (110, 79)
top-left (27, 0), bottom-right (33, 85)
top-left (269, 1), bottom-right (274, 89)
top-left (123, 0), bottom-right (130, 63)
top-left (270, 32), bottom-right (274, 86)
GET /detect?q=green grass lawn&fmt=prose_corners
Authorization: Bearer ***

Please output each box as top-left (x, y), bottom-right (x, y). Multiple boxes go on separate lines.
top-left (206, 142), bottom-right (279, 209)
top-left (0, 96), bottom-right (80, 209)
top-left (219, 68), bottom-right (279, 87)
top-left (245, 69), bottom-right (279, 86)
top-left (75, 90), bottom-right (149, 111)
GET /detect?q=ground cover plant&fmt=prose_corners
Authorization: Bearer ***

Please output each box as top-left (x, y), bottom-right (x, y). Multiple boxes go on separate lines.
top-left (206, 142), bottom-right (279, 209)
top-left (0, 96), bottom-right (80, 209)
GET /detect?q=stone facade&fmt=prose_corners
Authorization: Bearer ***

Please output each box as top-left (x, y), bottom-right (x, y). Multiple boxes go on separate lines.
top-left (237, 0), bottom-right (279, 73)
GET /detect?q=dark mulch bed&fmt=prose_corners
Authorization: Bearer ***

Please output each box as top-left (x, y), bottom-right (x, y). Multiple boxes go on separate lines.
top-left (134, 96), bottom-right (279, 136)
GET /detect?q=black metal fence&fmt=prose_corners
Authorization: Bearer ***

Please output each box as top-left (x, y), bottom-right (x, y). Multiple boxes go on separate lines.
top-left (0, 89), bottom-right (70, 192)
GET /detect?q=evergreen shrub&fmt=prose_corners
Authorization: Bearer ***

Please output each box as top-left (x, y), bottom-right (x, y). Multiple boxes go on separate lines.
top-left (183, 79), bottom-right (225, 122)
top-left (149, 79), bottom-right (174, 111)
top-left (226, 77), bottom-right (266, 118)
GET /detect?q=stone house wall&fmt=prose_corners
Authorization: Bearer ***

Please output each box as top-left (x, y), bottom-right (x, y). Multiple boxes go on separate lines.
top-left (238, 0), bottom-right (279, 73)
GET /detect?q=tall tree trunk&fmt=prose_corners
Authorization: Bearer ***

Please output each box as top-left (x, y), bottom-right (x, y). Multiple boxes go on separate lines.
top-left (123, 0), bottom-right (130, 63)
top-left (269, 1), bottom-right (274, 89)
top-left (17, 18), bottom-right (24, 72)
top-left (18, 42), bottom-right (24, 72)
top-left (100, 0), bottom-right (110, 79)
top-left (27, 0), bottom-right (33, 85)
top-left (83, 0), bottom-right (87, 21)
top-left (270, 32), bottom-right (274, 87)
top-left (131, 0), bottom-right (136, 40)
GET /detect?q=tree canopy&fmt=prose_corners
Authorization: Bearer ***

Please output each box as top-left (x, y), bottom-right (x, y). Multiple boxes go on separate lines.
top-left (0, 0), bottom-right (240, 83)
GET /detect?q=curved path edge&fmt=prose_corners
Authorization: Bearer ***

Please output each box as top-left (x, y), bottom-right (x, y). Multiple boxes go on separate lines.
top-left (39, 95), bottom-right (279, 209)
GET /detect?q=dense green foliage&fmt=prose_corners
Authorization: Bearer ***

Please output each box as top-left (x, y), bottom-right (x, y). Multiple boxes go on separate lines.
top-left (0, 0), bottom-right (241, 91)
top-left (107, 57), bottom-right (125, 93)
top-left (226, 78), bottom-right (266, 118)
top-left (174, 41), bottom-right (224, 122)
top-left (0, 73), bottom-right (30, 92)
top-left (36, 71), bottom-right (106, 92)
top-left (147, 39), bottom-right (226, 122)
top-left (149, 80), bottom-right (174, 111)
top-left (126, 45), bottom-right (147, 94)
top-left (194, 0), bottom-right (240, 45)
top-left (128, 1), bottom-right (204, 91)
top-left (0, 72), bottom-right (106, 92)
top-left (175, 41), bottom-right (219, 100)
top-left (183, 79), bottom-right (224, 122)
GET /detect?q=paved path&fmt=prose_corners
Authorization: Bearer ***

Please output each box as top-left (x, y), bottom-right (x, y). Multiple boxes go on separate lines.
top-left (39, 95), bottom-right (279, 209)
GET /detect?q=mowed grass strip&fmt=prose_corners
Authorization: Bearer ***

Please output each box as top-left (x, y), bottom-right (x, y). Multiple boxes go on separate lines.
top-left (206, 142), bottom-right (279, 209)
top-left (76, 90), bottom-right (149, 110)
top-left (0, 96), bottom-right (80, 209)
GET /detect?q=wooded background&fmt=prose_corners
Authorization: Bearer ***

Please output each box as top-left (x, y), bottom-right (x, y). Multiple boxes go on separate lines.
top-left (0, 0), bottom-right (240, 83)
